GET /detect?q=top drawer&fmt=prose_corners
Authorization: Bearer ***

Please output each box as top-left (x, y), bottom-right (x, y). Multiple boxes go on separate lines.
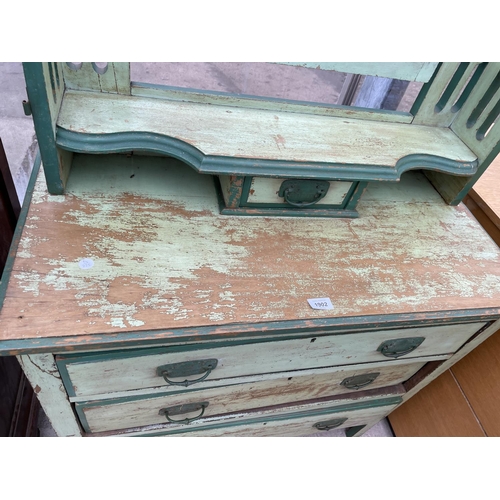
top-left (56, 322), bottom-right (485, 398)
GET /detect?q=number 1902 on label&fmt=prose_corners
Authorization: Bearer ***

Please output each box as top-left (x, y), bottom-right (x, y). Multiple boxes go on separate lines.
top-left (307, 297), bottom-right (334, 310)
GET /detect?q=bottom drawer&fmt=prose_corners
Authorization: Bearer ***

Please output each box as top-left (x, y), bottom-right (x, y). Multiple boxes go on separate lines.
top-left (103, 396), bottom-right (402, 437)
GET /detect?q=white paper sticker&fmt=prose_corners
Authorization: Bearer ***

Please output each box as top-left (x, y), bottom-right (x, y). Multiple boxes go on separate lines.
top-left (307, 297), bottom-right (334, 310)
top-left (79, 258), bottom-right (94, 270)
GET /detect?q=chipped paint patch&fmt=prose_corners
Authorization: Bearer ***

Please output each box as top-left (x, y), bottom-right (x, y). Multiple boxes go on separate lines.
top-left (4, 157), bottom-right (500, 341)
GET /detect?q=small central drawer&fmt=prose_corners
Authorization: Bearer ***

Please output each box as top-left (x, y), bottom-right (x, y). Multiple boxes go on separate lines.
top-left (217, 175), bottom-right (366, 217)
top-left (57, 322), bottom-right (485, 398)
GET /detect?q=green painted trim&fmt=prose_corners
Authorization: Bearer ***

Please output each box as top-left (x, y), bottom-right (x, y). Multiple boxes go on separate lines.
top-left (55, 129), bottom-right (479, 182)
top-left (219, 206), bottom-right (360, 218)
top-left (23, 63), bottom-right (65, 194)
top-left (130, 81), bottom-right (414, 124)
top-left (240, 177), bottom-right (355, 210)
top-left (75, 404), bottom-right (91, 433)
top-left (239, 178), bottom-right (363, 216)
top-left (56, 335), bottom-right (302, 367)
top-left (76, 393), bottom-right (402, 435)
top-left (344, 181), bottom-right (369, 211)
top-left (214, 175), bottom-right (230, 215)
top-left (55, 356), bottom-right (78, 399)
top-left (129, 396), bottom-right (403, 437)
top-left (447, 142), bottom-right (500, 205)
top-left (345, 424), bottom-right (366, 437)
top-left (410, 63), bottom-right (443, 117)
top-left (0, 151), bottom-right (41, 309)
top-left (3, 309), bottom-right (496, 357)
top-left (339, 181), bottom-right (360, 209)
top-left (240, 176), bottom-right (252, 205)
top-left (225, 176), bottom-right (245, 208)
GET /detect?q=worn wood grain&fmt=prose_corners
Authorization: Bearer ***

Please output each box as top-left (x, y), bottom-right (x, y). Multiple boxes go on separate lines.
top-left (136, 404), bottom-right (400, 437)
top-left (131, 84), bottom-right (414, 124)
top-left (62, 322), bottom-right (480, 398)
top-left (16, 353), bottom-right (82, 436)
top-left (79, 368), bottom-right (408, 432)
top-left (66, 356), bottom-right (445, 403)
top-left (2, 155), bottom-right (500, 348)
top-left (81, 387), bottom-right (402, 434)
top-left (57, 91), bottom-right (476, 168)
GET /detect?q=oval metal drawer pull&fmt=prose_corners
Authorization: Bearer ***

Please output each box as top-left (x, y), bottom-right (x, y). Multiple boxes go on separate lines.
top-left (159, 402), bottom-right (209, 425)
top-left (156, 359), bottom-right (218, 387)
top-left (340, 372), bottom-right (380, 390)
top-left (278, 179), bottom-right (330, 207)
top-left (314, 417), bottom-right (348, 431)
top-left (377, 337), bottom-right (425, 358)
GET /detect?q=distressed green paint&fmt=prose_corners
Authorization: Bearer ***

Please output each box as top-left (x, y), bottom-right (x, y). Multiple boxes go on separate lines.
top-left (76, 394), bottom-right (403, 435)
top-left (344, 181), bottom-right (369, 211)
top-left (131, 81), bottom-right (414, 124)
top-left (119, 396), bottom-right (403, 437)
top-left (62, 63), bottom-right (131, 94)
top-left (2, 310), bottom-right (498, 357)
top-left (425, 141), bottom-right (500, 205)
top-left (55, 129), bottom-right (478, 182)
top-left (217, 178), bottom-right (359, 217)
top-left (217, 175), bottom-right (244, 208)
top-left (345, 424), bottom-right (366, 437)
top-left (273, 63), bottom-right (439, 83)
top-left (411, 62), bottom-right (500, 204)
top-left (0, 151), bottom-right (41, 308)
top-left (23, 63), bottom-right (69, 194)
top-left (219, 207), bottom-right (360, 218)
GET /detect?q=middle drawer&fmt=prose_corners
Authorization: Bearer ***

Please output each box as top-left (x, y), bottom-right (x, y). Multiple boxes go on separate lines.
top-left (57, 322), bottom-right (484, 398)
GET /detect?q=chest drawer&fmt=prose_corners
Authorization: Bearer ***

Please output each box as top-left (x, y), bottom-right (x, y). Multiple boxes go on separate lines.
top-left (75, 359), bottom-right (423, 432)
top-left (58, 322), bottom-right (485, 398)
top-left (79, 389), bottom-right (402, 436)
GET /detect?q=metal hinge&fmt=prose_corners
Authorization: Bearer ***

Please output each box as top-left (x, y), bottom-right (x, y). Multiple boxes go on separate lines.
top-left (22, 100), bottom-right (32, 116)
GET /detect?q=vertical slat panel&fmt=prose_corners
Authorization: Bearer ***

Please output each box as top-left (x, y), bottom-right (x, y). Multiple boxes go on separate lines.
top-left (97, 64), bottom-right (118, 93)
top-left (62, 62), bottom-right (130, 95)
top-left (41, 63), bottom-right (65, 131)
top-left (412, 63), bottom-right (478, 127)
top-left (112, 63), bottom-right (131, 95)
top-left (451, 63), bottom-right (500, 162)
top-left (63, 62), bottom-right (101, 91)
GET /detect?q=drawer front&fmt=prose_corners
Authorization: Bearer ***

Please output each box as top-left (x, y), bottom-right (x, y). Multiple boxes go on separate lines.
top-left (58, 322), bottom-right (485, 398)
top-left (79, 393), bottom-right (402, 435)
top-left (244, 177), bottom-right (353, 206)
top-left (153, 404), bottom-right (399, 437)
top-left (76, 361), bottom-right (420, 432)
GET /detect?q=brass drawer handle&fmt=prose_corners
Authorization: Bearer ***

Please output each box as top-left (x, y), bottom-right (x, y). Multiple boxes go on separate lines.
top-left (314, 417), bottom-right (348, 431)
top-left (278, 179), bottom-right (330, 207)
top-left (377, 337), bottom-right (425, 358)
top-left (340, 372), bottom-right (380, 390)
top-left (156, 359), bottom-right (218, 387)
top-left (159, 402), bottom-right (209, 425)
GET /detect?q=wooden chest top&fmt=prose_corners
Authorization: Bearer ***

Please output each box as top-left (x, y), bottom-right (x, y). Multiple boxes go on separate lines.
top-left (2, 153), bottom-right (500, 352)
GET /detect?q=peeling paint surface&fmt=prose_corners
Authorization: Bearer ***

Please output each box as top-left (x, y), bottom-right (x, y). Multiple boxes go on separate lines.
top-left (2, 154), bottom-right (500, 342)
top-left (59, 91), bottom-right (477, 165)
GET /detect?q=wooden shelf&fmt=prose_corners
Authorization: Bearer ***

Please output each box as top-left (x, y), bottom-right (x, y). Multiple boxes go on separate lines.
top-left (55, 90), bottom-right (478, 182)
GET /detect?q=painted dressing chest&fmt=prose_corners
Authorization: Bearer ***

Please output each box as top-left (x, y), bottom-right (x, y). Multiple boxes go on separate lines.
top-left (1, 62), bottom-right (500, 437)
